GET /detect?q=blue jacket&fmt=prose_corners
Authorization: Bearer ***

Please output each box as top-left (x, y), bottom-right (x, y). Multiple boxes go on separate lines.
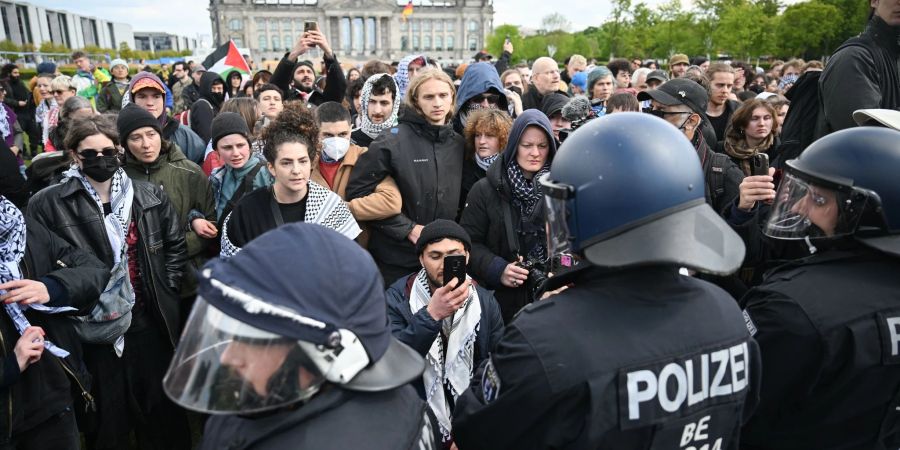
top-left (385, 273), bottom-right (505, 398)
top-left (452, 62), bottom-right (509, 134)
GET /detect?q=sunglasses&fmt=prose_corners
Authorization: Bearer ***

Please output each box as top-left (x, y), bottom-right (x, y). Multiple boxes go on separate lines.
top-left (77, 147), bottom-right (119, 159)
top-left (646, 108), bottom-right (691, 118)
top-left (52, 89), bottom-right (69, 95)
top-left (472, 93), bottom-right (500, 104)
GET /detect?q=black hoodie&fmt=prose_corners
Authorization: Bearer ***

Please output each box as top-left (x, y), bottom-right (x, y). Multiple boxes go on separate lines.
top-left (458, 110), bottom-right (558, 322)
top-left (189, 71), bottom-right (225, 142)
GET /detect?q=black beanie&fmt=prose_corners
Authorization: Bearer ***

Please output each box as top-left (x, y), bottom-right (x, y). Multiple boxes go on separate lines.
top-left (416, 219), bottom-right (472, 255)
top-left (117, 103), bottom-right (161, 141)
top-left (211, 112), bottom-right (250, 149)
top-left (294, 60), bottom-right (316, 76)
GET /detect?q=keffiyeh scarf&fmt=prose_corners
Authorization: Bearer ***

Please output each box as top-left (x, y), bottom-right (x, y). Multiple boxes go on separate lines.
top-left (0, 197), bottom-right (74, 358)
top-left (507, 161), bottom-right (550, 218)
top-left (356, 74), bottom-right (400, 140)
top-left (475, 153), bottom-right (500, 171)
top-left (408, 269), bottom-right (481, 441)
top-left (394, 54), bottom-right (424, 102)
top-left (220, 181), bottom-right (361, 258)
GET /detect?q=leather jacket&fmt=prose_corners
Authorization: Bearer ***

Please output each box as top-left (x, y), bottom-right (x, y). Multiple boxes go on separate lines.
top-left (26, 176), bottom-right (188, 346)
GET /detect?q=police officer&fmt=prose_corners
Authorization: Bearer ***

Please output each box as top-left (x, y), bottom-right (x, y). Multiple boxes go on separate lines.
top-left (452, 113), bottom-right (761, 449)
top-left (162, 223), bottom-right (438, 449)
top-left (740, 126), bottom-right (900, 449)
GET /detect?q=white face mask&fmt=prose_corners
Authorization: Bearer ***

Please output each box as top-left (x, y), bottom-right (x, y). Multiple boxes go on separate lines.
top-left (321, 137), bottom-right (351, 161)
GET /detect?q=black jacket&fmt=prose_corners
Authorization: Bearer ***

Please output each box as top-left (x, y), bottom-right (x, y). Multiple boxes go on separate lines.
top-left (180, 82), bottom-right (200, 109)
top-left (346, 109), bottom-right (464, 271)
top-left (820, 16), bottom-right (900, 134)
top-left (459, 110), bottom-right (558, 322)
top-left (0, 217), bottom-right (108, 442)
top-left (453, 265), bottom-right (761, 449)
top-left (271, 53), bottom-right (346, 106)
top-left (694, 130), bottom-right (743, 216)
top-left (200, 385), bottom-right (436, 450)
top-left (0, 141), bottom-right (26, 209)
top-left (521, 84), bottom-right (569, 111)
top-left (25, 176), bottom-right (188, 346)
top-left (740, 244), bottom-right (900, 449)
top-left (189, 72), bottom-right (224, 143)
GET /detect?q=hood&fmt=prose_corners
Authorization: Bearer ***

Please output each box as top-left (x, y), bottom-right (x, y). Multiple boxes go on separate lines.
top-left (200, 71), bottom-right (225, 109)
top-left (394, 54), bottom-right (425, 102)
top-left (488, 109), bottom-right (558, 187)
top-left (123, 71), bottom-right (171, 128)
top-left (455, 62), bottom-right (508, 111)
top-left (540, 93), bottom-right (569, 118)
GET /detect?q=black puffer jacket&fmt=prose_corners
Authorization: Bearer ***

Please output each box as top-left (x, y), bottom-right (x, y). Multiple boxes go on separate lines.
top-left (25, 175), bottom-right (188, 346)
top-left (459, 110), bottom-right (557, 322)
top-left (189, 71), bottom-right (224, 143)
top-left (346, 109), bottom-right (465, 270)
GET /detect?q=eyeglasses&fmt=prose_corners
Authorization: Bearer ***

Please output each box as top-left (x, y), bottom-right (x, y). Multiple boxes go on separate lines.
top-left (539, 69), bottom-right (560, 76)
top-left (646, 108), bottom-right (691, 118)
top-left (77, 147), bottom-right (119, 159)
top-left (472, 93), bottom-right (500, 104)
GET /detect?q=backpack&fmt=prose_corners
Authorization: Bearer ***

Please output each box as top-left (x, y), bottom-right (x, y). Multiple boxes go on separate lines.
top-left (706, 152), bottom-right (729, 205)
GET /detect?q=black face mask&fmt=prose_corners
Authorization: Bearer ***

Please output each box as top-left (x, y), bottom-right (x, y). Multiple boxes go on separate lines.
top-left (81, 155), bottom-right (120, 182)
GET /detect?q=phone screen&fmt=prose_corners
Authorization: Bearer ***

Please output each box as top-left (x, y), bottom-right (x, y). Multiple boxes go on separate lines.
top-left (304, 21), bottom-right (318, 32)
top-left (442, 255), bottom-right (467, 288)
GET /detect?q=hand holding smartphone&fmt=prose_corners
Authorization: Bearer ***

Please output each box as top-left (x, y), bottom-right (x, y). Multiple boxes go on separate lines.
top-left (443, 255), bottom-right (467, 289)
top-left (751, 153), bottom-right (769, 177)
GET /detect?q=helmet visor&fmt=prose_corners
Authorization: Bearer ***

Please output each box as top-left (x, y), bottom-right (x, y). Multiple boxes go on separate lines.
top-left (539, 173), bottom-right (574, 258)
top-left (763, 172), bottom-right (869, 240)
top-left (163, 297), bottom-right (325, 415)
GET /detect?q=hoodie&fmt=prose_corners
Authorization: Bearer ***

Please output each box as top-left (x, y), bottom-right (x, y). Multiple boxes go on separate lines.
top-left (451, 62), bottom-right (510, 134)
top-left (458, 109), bottom-right (557, 321)
top-left (190, 71), bottom-right (225, 143)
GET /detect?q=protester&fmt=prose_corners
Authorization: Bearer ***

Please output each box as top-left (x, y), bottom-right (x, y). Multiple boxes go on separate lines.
top-left (606, 92), bottom-right (640, 113)
top-left (705, 63), bottom-right (741, 142)
top-left (1, 64), bottom-right (34, 157)
top-left (351, 73), bottom-right (399, 148)
top-left (631, 67), bottom-right (651, 92)
top-left (123, 72), bottom-right (207, 164)
top-left (26, 115), bottom-right (191, 450)
top-left (347, 67), bottom-right (361, 82)
top-left (500, 68), bottom-right (527, 94)
top-left (208, 112), bottom-right (274, 222)
top-left (720, 99), bottom-right (778, 176)
top-left (347, 69), bottom-right (464, 284)
top-left (385, 219), bottom-right (503, 443)
top-left (43, 75), bottom-right (77, 150)
top-left (225, 71), bottom-right (243, 99)
top-left (96, 59), bottom-right (130, 113)
top-left (586, 66), bottom-right (614, 116)
top-left (394, 54), bottom-right (426, 102)
top-left (562, 54), bottom-right (586, 85)
top-left (204, 97), bottom-right (261, 175)
top-left (521, 57), bottom-right (567, 110)
top-left (70, 51), bottom-right (100, 102)
top-left (253, 82), bottom-right (284, 130)
top-left (668, 53), bottom-right (689, 78)
top-left (460, 109), bottom-right (512, 212)
top-left (453, 113), bottom-right (758, 448)
top-left (32, 73), bottom-right (55, 150)
top-left (180, 64), bottom-right (204, 110)
top-left (271, 30), bottom-right (346, 106)
top-left (538, 93), bottom-right (570, 143)
top-left (169, 61), bottom-right (192, 115)
top-left (451, 62), bottom-right (510, 135)
top-left (763, 93), bottom-right (790, 135)
top-left (607, 58), bottom-right (632, 88)
top-left (189, 71), bottom-right (226, 143)
top-left (47, 96), bottom-right (93, 152)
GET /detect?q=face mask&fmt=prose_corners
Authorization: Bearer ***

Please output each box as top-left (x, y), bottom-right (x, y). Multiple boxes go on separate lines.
top-left (81, 155), bottom-right (120, 182)
top-left (321, 137), bottom-right (350, 161)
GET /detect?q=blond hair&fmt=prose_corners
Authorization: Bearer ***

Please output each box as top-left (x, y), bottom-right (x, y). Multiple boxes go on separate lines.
top-left (404, 68), bottom-right (456, 123)
top-left (50, 75), bottom-right (75, 93)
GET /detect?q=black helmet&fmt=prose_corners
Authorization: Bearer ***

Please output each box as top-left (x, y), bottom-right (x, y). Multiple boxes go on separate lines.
top-left (540, 112), bottom-right (745, 275)
top-left (764, 126), bottom-right (900, 255)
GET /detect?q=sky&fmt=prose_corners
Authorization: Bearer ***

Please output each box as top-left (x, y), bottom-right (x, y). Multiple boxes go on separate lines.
top-left (27, 0), bottom-right (660, 39)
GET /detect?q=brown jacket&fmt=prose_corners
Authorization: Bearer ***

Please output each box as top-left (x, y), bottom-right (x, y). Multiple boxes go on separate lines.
top-left (311, 144), bottom-right (402, 245)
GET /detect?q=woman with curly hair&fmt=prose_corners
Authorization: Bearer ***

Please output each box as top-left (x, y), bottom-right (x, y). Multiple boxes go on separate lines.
top-left (220, 104), bottom-right (360, 257)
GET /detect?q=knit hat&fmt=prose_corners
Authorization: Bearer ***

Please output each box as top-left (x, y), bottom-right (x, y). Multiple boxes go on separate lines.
top-left (210, 112), bottom-right (250, 149)
top-left (646, 69), bottom-right (669, 84)
top-left (571, 71), bottom-right (588, 92)
top-left (416, 220), bottom-right (472, 255)
top-left (670, 53), bottom-right (689, 66)
top-left (110, 59), bottom-right (128, 70)
top-left (117, 103), bottom-right (161, 141)
top-left (36, 62), bottom-right (56, 75)
top-left (294, 60), bottom-right (316, 76)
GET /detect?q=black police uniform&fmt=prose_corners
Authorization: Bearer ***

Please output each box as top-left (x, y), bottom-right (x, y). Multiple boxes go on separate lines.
top-left (200, 384), bottom-right (437, 450)
top-left (452, 266), bottom-right (761, 449)
top-left (740, 243), bottom-right (900, 449)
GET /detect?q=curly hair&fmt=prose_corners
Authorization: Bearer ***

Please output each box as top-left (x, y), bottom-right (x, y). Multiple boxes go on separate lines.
top-left (260, 103), bottom-right (318, 164)
top-left (463, 109), bottom-right (512, 161)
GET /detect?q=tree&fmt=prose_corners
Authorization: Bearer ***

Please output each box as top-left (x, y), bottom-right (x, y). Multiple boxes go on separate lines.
top-left (118, 42), bottom-right (133, 60)
top-left (541, 13), bottom-right (571, 33)
top-left (486, 24), bottom-right (523, 60)
top-left (606, 0), bottom-right (632, 59)
top-left (713, 2), bottom-right (774, 59)
top-left (776, 0), bottom-right (842, 58)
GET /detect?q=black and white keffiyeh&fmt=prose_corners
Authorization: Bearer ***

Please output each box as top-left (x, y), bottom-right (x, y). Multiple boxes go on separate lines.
top-left (220, 181), bottom-right (361, 258)
top-left (62, 166), bottom-right (134, 265)
top-left (408, 269), bottom-right (481, 441)
top-left (507, 161), bottom-right (550, 217)
top-left (0, 197), bottom-right (73, 358)
top-left (356, 73), bottom-right (400, 140)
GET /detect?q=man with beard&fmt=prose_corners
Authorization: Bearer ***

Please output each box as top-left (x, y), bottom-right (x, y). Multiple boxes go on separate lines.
top-left (351, 73), bottom-right (399, 148)
top-left (271, 28), bottom-right (346, 107)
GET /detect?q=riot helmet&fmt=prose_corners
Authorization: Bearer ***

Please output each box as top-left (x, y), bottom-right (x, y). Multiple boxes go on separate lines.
top-left (163, 223), bottom-right (424, 415)
top-left (540, 112), bottom-right (745, 275)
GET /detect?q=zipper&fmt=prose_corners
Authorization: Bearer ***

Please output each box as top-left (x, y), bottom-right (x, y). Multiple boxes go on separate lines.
top-left (136, 212), bottom-right (176, 347)
top-left (56, 359), bottom-right (95, 412)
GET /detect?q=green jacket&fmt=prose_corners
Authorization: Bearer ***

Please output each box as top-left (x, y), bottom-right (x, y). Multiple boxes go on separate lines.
top-left (124, 140), bottom-right (215, 297)
top-left (96, 80), bottom-right (128, 113)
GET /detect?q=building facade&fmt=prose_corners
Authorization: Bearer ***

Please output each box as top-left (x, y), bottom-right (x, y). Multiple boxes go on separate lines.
top-left (0, 0), bottom-right (134, 50)
top-left (209, 0), bottom-right (494, 64)
top-left (134, 32), bottom-right (200, 53)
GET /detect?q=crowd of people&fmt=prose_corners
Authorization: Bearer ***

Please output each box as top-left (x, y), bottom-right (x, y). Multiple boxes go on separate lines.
top-left (0, 5), bottom-right (898, 449)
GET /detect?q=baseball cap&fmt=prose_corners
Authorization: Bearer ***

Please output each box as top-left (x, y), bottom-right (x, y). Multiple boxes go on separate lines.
top-left (637, 78), bottom-right (708, 116)
top-left (473, 51), bottom-right (493, 61)
top-left (852, 109), bottom-right (900, 130)
top-left (670, 54), bottom-right (689, 66)
top-left (131, 77), bottom-right (165, 94)
top-left (646, 70), bottom-right (669, 84)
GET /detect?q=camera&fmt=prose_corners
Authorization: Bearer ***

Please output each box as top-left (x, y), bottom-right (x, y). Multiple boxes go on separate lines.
top-left (516, 258), bottom-right (549, 300)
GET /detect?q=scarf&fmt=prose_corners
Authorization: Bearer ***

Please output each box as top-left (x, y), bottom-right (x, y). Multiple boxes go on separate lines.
top-left (0, 104), bottom-right (10, 139)
top-left (507, 161), bottom-right (550, 218)
top-left (0, 197), bottom-right (73, 358)
top-left (394, 55), bottom-right (424, 102)
top-left (723, 132), bottom-right (775, 176)
top-left (220, 181), bottom-right (361, 258)
top-left (459, 102), bottom-right (499, 130)
top-left (356, 74), bottom-right (400, 140)
top-left (475, 153), bottom-right (500, 171)
top-left (408, 269), bottom-right (480, 441)
top-left (211, 156), bottom-right (264, 220)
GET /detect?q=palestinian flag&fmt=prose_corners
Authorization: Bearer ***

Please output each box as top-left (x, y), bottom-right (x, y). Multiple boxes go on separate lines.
top-left (401, 1), bottom-right (413, 22)
top-left (202, 40), bottom-right (251, 82)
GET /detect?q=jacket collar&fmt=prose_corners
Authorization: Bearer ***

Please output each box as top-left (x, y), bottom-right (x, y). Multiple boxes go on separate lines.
top-left (868, 16), bottom-right (900, 51)
top-left (399, 108), bottom-right (455, 143)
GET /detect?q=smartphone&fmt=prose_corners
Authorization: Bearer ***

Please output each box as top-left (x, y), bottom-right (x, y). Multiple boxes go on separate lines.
top-left (304, 21), bottom-right (319, 32)
top-left (443, 255), bottom-right (467, 288)
top-left (751, 153), bottom-right (769, 177)
top-left (505, 34), bottom-right (511, 44)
